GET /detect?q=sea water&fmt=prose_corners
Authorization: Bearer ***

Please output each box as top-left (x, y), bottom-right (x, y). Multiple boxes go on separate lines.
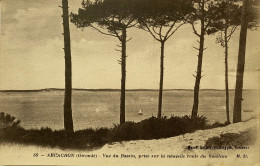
top-left (0, 90), bottom-right (258, 130)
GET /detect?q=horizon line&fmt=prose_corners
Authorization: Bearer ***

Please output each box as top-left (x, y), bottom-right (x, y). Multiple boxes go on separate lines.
top-left (0, 88), bottom-right (258, 92)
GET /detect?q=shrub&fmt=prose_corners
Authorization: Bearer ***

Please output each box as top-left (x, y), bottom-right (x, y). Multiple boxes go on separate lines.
top-left (205, 127), bottom-right (257, 148)
top-left (0, 112), bottom-right (228, 149)
top-left (0, 112), bottom-right (22, 141)
top-left (110, 115), bottom-right (208, 142)
top-left (110, 122), bottom-right (139, 141)
top-left (206, 121), bottom-right (228, 129)
top-left (0, 112), bottom-right (21, 129)
top-left (73, 128), bottom-right (111, 148)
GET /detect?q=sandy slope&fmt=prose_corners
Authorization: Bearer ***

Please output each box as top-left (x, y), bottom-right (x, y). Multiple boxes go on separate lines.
top-left (0, 119), bottom-right (259, 166)
top-left (99, 119), bottom-right (259, 153)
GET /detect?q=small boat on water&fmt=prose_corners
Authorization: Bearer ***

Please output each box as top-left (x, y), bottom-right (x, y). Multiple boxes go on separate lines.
top-left (138, 109), bottom-right (143, 115)
top-left (243, 110), bottom-right (254, 112)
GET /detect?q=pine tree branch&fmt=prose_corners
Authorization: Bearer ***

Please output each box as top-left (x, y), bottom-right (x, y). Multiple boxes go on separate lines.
top-left (90, 25), bottom-right (117, 38)
top-left (126, 17), bottom-right (135, 27)
top-left (164, 21), bottom-right (177, 39)
top-left (144, 24), bottom-right (160, 42)
top-left (128, 22), bottom-right (138, 28)
top-left (112, 29), bottom-right (122, 41)
top-left (126, 38), bottom-right (132, 42)
top-left (109, 16), bottom-right (124, 41)
top-left (191, 22), bottom-right (201, 37)
top-left (227, 25), bottom-right (238, 42)
top-left (152, 26), bottom-right (162, 37)
top-left (204, 18), bottom-right (212, 31)
top-left (159, 25), bottom-right (163, 41)
top-left (193, 46), bottom-right (200, 50)
top-left (166, 22), bottom-right (185, 40)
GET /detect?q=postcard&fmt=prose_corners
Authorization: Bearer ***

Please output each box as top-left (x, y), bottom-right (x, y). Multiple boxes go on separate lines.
top-left (0, 0), bottom-right (259, 165)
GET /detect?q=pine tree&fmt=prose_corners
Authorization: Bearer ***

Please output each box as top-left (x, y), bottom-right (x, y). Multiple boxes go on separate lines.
top-left (71, 0), bottom-right (136, 124)
top-left (62, 0), bottom-right (74, 135)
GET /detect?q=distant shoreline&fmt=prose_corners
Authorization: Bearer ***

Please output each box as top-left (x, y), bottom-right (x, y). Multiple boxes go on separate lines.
top-left (0, 88), bottom-right (258, 92)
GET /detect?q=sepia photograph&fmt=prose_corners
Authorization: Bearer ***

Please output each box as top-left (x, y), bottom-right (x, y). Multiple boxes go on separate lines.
top-left (0, 0), bottom-right (259, 165)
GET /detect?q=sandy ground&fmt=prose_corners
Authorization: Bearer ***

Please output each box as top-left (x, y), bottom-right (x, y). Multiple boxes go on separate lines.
top-left (0, 119), bottom-right (259, 166)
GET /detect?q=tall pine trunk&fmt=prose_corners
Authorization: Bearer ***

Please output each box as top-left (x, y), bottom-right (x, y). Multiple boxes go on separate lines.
top-left (62, 0), bottom-right (74, 133)
top-left (191, 32), bottom-right (205, 118)
top-left (224, 29), bottom-right (230, 124)
top-left (157, 41), bottom-right (165, 118)
top-left (191, 1), bottom-right (205, 118)
top-left (233, 0), bottom-right (249, 123)
top-left (120, 28), bottom-right (127, 124)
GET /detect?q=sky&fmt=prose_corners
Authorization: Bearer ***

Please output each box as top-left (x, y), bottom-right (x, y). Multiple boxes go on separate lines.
top-left (0, 0), bottom-right (259, 90)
